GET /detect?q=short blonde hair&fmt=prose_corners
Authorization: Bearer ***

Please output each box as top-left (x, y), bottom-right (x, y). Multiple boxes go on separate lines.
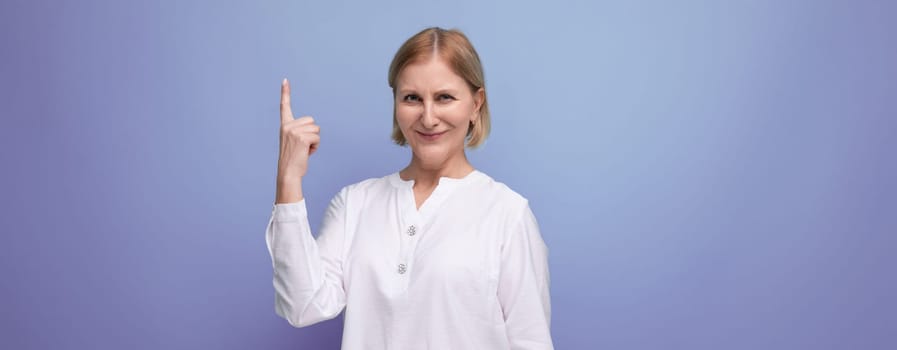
top-left (388, 27), bottom-right (490, 148)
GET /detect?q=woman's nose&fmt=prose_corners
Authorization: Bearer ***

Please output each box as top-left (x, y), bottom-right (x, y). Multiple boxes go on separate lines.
top-left (421, 102), bottom-right (439, 128)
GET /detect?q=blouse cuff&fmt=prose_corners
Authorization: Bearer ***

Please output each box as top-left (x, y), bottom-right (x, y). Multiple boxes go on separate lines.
top-left (272, 199), bottom-right (308, 222)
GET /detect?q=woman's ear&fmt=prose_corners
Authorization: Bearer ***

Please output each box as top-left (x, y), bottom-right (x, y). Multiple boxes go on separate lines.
top-left (472, 87), bottom-right (485, 122)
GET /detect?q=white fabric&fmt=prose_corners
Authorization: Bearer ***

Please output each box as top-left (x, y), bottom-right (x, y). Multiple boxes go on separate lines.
top-left (265, 170), bottom-right (554, 349)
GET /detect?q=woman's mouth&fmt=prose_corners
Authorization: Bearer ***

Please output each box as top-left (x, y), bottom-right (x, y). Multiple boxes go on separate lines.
top-left (416, 130), bottom-right (447, 141)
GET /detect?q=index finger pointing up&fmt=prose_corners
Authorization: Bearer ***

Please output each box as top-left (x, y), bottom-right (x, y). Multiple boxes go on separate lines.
top-left (280, 78), bottom-right (293, 124)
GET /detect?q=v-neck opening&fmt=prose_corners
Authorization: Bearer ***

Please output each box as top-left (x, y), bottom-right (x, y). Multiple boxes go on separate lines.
top-left (388, 169), bottom-right (483, 216)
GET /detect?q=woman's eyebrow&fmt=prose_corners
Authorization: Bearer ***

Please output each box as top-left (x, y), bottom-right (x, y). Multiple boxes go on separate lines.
top-left (396, 87), bottom-right (459, 95)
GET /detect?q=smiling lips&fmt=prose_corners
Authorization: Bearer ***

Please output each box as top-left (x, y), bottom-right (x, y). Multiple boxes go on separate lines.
top-left (416, 130), bottom-right (447, 141)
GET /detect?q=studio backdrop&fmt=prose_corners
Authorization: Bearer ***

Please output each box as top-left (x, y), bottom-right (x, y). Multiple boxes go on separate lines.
top-left (1, 0), bottom-right (894, 349)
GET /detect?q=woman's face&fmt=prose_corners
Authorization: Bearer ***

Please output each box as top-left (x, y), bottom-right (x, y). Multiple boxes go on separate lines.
top-left (395, 57), bottom-right (483, 169)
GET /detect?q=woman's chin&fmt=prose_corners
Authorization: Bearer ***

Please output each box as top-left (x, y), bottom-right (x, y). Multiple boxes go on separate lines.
top-left (411, 145), bottom-right (453, 168)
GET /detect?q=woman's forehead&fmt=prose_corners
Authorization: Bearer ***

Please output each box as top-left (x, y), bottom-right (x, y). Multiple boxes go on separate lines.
top-left (397, 58), bottom-right (466, 90)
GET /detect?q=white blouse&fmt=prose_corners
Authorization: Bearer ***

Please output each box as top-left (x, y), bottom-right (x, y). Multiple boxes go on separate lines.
top-left (265, 170), bottom-right (554, 349)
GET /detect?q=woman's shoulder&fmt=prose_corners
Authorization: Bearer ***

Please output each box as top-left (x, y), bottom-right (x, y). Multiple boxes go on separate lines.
top-left (336, 173), bottom-right (396, 196)
top-left (466, 171), bottom-right (539, 230)
top-left (467, 170), bottom-right (530, 209)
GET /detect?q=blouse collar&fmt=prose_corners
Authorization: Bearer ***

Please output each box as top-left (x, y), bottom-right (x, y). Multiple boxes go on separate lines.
top-left (387, 169), bottom-right (485, 189)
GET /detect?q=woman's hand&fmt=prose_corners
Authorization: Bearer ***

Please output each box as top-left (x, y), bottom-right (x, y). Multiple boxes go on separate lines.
top-left (276, 78), bottom-right (320, 203)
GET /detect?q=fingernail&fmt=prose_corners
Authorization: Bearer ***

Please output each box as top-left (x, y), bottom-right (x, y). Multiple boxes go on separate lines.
top-left (282, 78), bottom-right (287, 85)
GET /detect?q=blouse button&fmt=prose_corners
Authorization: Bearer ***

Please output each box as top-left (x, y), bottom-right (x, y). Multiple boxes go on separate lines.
top-left (407, 225), bottom-right (416, 236)
top-left (397, 263), bottom-right (407, 274)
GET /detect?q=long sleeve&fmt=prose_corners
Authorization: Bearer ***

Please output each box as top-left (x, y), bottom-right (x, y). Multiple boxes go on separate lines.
top-left (497, 203), bottom-right (554, 350)
top-left (265, 188), bottom-right (348, 327)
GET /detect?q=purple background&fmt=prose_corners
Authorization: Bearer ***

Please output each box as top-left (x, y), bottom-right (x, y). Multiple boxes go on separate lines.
top-left (1, 0), bottom-right (895, 349)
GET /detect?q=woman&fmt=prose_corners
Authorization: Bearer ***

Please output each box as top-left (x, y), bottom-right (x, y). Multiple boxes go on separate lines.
top-left (266, 27), bottom-right (554, 349)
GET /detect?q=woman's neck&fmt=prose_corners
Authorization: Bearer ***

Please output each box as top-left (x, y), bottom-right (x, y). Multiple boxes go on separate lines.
top-left (400, 152), bottom-right (474, 188)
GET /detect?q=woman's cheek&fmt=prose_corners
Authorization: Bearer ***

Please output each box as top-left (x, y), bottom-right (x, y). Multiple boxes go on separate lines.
top-left (395, 108), bottom-right (416, 128)
top-left (452, 103), bottom-right (473, 121)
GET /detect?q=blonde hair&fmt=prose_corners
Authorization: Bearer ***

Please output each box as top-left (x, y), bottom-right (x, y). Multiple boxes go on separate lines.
top-left (388, 27), bottom-right (490, 148)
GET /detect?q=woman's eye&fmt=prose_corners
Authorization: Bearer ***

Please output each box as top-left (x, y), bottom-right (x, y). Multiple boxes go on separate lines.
top-left (403, 94), bottom-right (421, 102)
top-left (438, 94), bottom-right (455, 101)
